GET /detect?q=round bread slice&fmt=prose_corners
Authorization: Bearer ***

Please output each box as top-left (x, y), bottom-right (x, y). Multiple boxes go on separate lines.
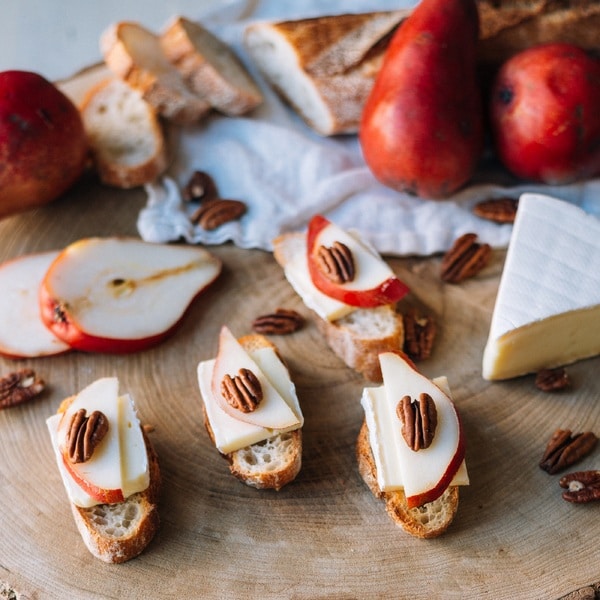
top-left (202, 333), bottom-right (302, 491)
top-left (356, 421), bottom-right (459, 539)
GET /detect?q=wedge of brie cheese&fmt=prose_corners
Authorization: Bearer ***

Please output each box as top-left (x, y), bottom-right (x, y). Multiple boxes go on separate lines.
top-left (483, 193), bottom-right (600, 380)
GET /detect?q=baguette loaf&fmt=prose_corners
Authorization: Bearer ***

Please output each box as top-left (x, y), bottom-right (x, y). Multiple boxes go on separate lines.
top-left (161, 16), bottom-right (263, 116)
top-left (80, 77), bottom-right (168, 188)
top-left (244, 1), bottom-right (599, 135)
top-left (272, 232), bottom-right (404, 382)
top-left (201, 333), bottom-right (302, 491)
top-left (101, 21), bottom-right (211, 125)
top-left (356, 421), bottom-right (459, 539)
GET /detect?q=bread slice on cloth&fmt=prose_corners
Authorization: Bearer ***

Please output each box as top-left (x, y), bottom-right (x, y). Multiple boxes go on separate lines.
top-left (101, 21), bottom-right (211, 124)
top-left (200, 333), bottom-right (302, 491)
top-left (161, 16), bottom-right (263, 116)
top-left (80, 77), bottom-right (168, 188)
top-left (356, 421), bottom-right (458, 539)
top-left (71, 429), bottom-right (161, 563)
top-left (243, 11), bottom-right (408, 135)
top-left (272, 232), bottom-right (404, 382)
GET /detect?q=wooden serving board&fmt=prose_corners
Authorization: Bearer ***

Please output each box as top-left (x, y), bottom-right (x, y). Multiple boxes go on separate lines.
top-left (0, 175), bottom-right (599, 600)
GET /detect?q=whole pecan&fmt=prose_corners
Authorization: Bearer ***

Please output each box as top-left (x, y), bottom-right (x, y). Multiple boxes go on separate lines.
top-left (473, 197), bottom-right (519, 223)
top-left (67, 409), bottom-right (109, 464)
top-left (0, 370), bottom-right (45, 409)
top-left (317, 241), bottom-right (355, 284)
top-left (402, 310), bottom-right (436, 361)
top-left (539, 429), bottom-right (598, 474)
top-left (221, 368), bottom-right (263, 413)
top-left (182, 170), bottom-right (218, 203)
top-left (252, 309), bottom-right (304, 335)
top-left (535, 367), bottom-right (571, 392)
top-left (440, 233), bottom-right (491, 283)
top-left (559, 470), bottom-right (600, 503)
top-left (396, 393), bottom-right (437, 451)
top-left (191, 198), bottom-right (247, 230)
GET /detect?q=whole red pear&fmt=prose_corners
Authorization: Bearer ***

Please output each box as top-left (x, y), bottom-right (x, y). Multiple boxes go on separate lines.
top-left (359, 0), bottom-right (484, 199)
top-left (490, 43), bottom-right (600, 184)
top-left (0, 71), bottom-right (88, 219)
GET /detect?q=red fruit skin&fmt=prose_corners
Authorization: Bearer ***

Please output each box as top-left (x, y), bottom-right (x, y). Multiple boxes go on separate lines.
top-left (359, 0), bottom-right (484, 199)
top-left (490, 43), bottom-right (600, 184)
top-left (0, 71), bottom-right (88, 219)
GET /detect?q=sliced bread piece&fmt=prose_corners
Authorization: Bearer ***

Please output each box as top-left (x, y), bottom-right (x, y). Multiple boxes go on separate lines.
top-left (356, 421), bottom-right (458, 539)
top-left (80, 77), bottom-right (168, 188)
top-left (70, 429), bottom-right (161, 563)
top-left (161, 16), bottom-right (263, 116)
top-left (101, 21), bottom-right (211, 124)
top-left (272, 232), bottom-right (404, 382)
top-left (243, 11), bottom-right (407, 135)
top-left (201, 333), bottom-right (302, 491)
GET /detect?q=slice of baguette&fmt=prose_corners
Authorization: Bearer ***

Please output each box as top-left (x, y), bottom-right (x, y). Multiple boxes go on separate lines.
top-left (160, 16), bottom-right (263, 116)
top-left (356, 421), bottom-right (459, 539)
top-left (101, 21), bottom-right (211, 125)
top-left (272, 232), bottom-right (404, 382)
top-left (243, 11), bottom-right (407, 136)
top-left (80, 77), bottom-right (168, 188)
top-left (70, 429), bottom-right (161, 563)
top-left (202, 333), bottom-right (302, 491)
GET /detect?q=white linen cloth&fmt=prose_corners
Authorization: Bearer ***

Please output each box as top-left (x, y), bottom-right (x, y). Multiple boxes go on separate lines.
top-left (137, 0), bottom-right (600, 256)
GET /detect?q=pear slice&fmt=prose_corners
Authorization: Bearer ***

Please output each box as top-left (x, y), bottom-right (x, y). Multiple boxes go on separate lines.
top-left (39, 237), bottom-right (221, 353)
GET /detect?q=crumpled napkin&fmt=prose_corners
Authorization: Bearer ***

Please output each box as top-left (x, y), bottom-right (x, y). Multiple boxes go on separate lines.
top-left (136, 0), bottom-right (600, 256)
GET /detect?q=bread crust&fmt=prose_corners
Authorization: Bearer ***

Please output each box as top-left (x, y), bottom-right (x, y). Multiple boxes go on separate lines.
top-left (70, 430), bottom-right (161, 563)
top-left (202, 333), bottom-right (302, 491)
top-left (356, 421), bottom-right (459, 539)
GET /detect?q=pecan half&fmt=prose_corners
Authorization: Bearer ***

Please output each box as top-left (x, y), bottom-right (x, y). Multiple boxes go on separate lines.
top-left (440, 233), bottom-right (491, 283)
top-left (535, 367), bottom-right (571, 392)
top-left (559, 470), bottom-right (600, 503)
top-left (397, 393), bottom-right (438, 451)
top-left (191, 199), bottom-right (247, 230)
top-left (0, 370), bottom-right (45, 409)
top-left (317, 241), bottom-right (355, 284)
top-left (539, 429), bottom-right (598, 474)
top-left (473, 197), bottom-right (519, 223)
top-left (66, 409), bottom-right (109, 464)
top-left (252, 308), bottom-right (304, 335)
top-left (402, 310), bottom-right (436, 361)
top-left (182, 170), bottom-right (218, 203)
top-left (221, 368), bottom-right (263, 413)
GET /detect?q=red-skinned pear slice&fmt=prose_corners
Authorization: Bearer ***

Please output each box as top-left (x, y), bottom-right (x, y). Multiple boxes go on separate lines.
top-left (39, 237), bottom-right (221, 353)
top-left (379, 351), bottom-right (465, 508)
top-left (307, 215), bottom-right (409, 307)
top-left (211, 326), bottom-right (300, 429)
top-left (0, 251), bottom-right (71, 358)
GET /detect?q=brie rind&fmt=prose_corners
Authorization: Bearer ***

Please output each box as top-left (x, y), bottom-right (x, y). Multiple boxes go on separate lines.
top-left (361, 376), bottom-right (469, 494)
top-left (483, 194), bottom-right (600, 380)
top-left (46, 377), bottom-right (149, 508)
top-left (199, 346), bottom-right (303, 454)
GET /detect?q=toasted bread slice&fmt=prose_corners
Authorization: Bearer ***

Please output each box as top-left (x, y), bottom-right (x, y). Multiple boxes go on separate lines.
top-left (272, 232), bottom-right (404, 382)
top-left (201, 333), bottom-right (302, 491)
top-left (80, 77), bottom-right (168, 188)
top-left (101, 21), bottom-right (211, 124)
top-left (161, 16), bottom-right (263, 116)
top-left (70, 429), bottom-right (160, 563)
top-left (356, 421), bottom-right (458, 539)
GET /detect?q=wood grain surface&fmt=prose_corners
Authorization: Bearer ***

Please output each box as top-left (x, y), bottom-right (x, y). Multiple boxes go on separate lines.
top-left (0, 173), bottom-right (599, 600)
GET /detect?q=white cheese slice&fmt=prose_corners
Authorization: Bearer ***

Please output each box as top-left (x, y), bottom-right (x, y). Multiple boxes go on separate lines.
top-left (118, 393), bottom-right (149, 499)
top-left (361, 377), bottom-right (468, 494)
top-left (199, 346), bottom-right (303, 454)
top-left (483, 193), bottom-right (600, 380)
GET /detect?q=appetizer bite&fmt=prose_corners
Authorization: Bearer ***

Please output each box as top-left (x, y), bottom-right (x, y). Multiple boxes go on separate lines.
top-left (46, 377), bottom-right (160, 563)
top-left (358, 352), bottom-right (468, 538)
top-left (197, 326), bottom-right (303, 490)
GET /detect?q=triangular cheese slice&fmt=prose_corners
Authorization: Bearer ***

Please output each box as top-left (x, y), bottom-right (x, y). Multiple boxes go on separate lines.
top-left (483, 194), bottom-right (600, 380)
